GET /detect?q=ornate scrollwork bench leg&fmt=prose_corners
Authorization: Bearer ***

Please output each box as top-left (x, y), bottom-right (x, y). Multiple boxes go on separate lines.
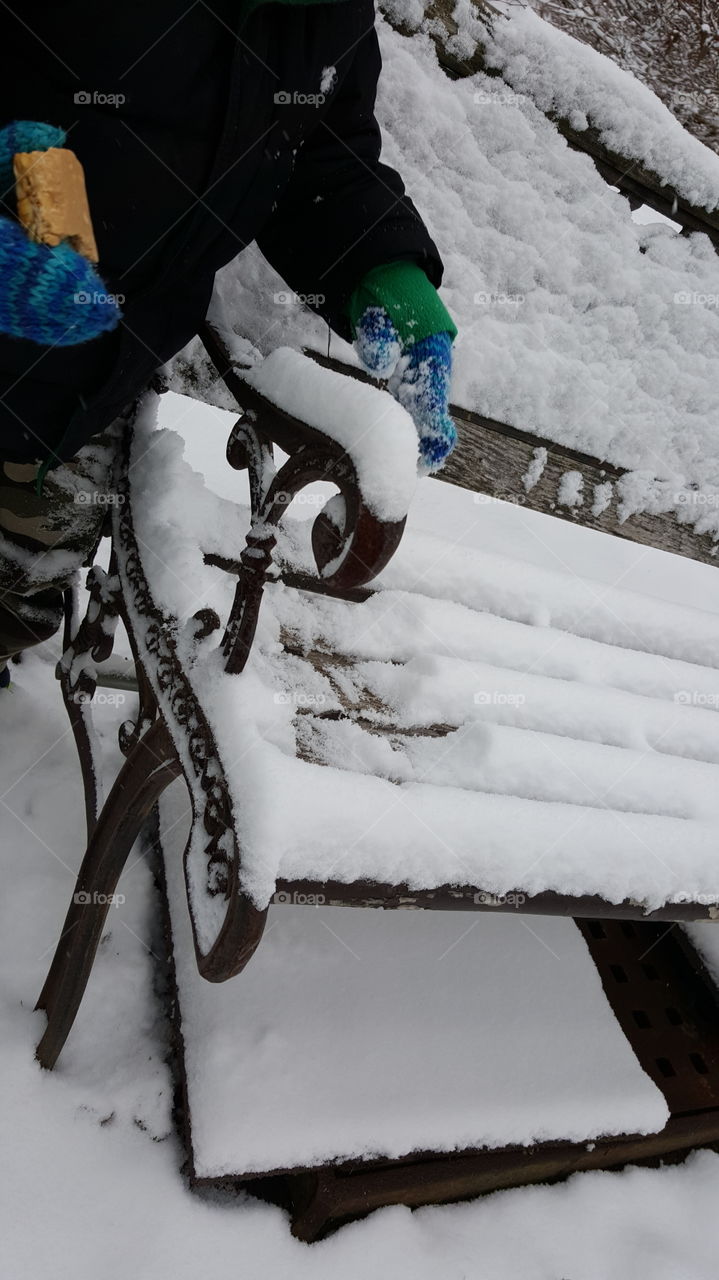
top-left (36, 328), bottom-right (408, 1068)
top-left (35, 717), bottom-right (181, 1070)
top-left (56, 559), bottom-right (125, 841)
top-left (36, 403), bottom-right (270, 1067)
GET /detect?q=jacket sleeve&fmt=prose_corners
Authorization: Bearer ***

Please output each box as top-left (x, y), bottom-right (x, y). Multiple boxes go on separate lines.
top-left (255, 15), bottom-right (444, 343)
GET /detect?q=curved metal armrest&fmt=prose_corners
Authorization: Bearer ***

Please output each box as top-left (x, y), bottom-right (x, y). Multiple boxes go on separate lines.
top-left (199, 322), bottom-right (407, 673)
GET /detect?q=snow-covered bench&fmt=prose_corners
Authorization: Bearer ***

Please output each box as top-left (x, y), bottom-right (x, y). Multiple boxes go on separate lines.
top-left (32, 12), bottom-right (719, 1070)
top-left (35, 327), bottom-right (414, 1068)
top-left (386, 0), bottom-right (719, 250)
top-left (359, 0), bottom-right (719, 566)
top-left (35, 323), bottom-right (719, 1072)
top-left (27, 11), bottom-right (719, 1240)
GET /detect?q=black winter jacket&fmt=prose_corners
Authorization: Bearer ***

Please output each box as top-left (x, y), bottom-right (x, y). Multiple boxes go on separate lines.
top-left (0, 0), bottom-right (442, 462)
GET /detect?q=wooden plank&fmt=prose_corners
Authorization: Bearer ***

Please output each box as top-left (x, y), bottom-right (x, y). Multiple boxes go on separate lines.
top-left (305, 349), bottom-right (719, 568)
top-left (380, 0), bottom-right (719, 248)
top-left (440, 405), bottom-right (719, 565)
top-left (272, 876), bottom-right (719, 923)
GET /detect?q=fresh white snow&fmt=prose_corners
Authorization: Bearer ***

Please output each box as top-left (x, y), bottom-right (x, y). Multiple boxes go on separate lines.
top-left (558, 470), bottom-right (584, 508)
top-left (162, 782), bottom-right (667, 1176)
top-left (10, 8), bottom-right (719, 1243)
top-left (481, 3), bottom-right (719, 212)
top-left (207, 12), bottom-right (719, 533)
top-left (4, 390), bottom-right (719, 1274)
top-left (242, 347), bottom-right (418, 521)
top-left (122, 395), bottom-right (719, 915)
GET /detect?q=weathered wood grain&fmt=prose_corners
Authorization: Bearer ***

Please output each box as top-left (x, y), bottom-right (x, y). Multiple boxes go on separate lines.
top-left (305, 349), bottom-right (719, 567)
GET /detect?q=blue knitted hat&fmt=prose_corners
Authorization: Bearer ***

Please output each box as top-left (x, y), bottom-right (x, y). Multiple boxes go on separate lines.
top-left (0, 121), bottom-right (121, 346)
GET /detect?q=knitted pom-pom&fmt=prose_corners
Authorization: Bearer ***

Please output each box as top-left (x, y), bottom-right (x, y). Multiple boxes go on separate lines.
top-left (0, 219), bottom-right (121, 346)
top-left (0, 121), bottom-right (67, 194)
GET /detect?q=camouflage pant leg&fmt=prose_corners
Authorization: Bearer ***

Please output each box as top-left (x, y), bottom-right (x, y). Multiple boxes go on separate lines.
top-left (0, 427), bottom-right (120, 661)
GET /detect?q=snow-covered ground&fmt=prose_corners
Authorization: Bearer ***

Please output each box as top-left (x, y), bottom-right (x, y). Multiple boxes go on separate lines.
top-left (5, 2), bottom-right (719, 1269)
top-left (4, 394), bottom-right (719, 1277)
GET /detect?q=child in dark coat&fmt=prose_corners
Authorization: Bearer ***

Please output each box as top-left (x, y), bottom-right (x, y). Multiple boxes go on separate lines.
top-left (0, 0), bottom-right (457, 682)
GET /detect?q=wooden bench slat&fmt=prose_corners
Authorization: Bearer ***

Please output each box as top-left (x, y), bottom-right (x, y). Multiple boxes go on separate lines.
top-left (305, 349), bottom-right (719, 568)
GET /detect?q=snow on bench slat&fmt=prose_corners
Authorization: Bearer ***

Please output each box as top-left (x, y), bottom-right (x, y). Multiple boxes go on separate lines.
top-left (278, 586), bottom-right (719, 708)
top-left (162, 785), bottom-right (668, 1174)
top-left (349, 655), bottom-right (719, 765)
top-left (199, 646), bottom-right (719, 910)
top-left (380, 530), bottom-right (719, 669)
top-left (481, 5), bottom-right (719, 215)
top-left (128, 406), bottom-right (719, 917)
top-left (267, 763), bottom-right (719, 910)
top-left (147, 395), bottom-right (719, 675)
top-left (241, 347), bottom-right (417, 523)
top-left (299, 714), bottom-right (719, 823)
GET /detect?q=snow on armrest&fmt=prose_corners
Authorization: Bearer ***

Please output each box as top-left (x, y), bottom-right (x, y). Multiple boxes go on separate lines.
top-left (241, 346), bottom-right (418, 523)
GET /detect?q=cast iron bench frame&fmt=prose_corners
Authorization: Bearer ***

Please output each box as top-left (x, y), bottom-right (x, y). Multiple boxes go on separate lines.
top-left (35, 322), bottom-right (719, 1072)
top-left (29, 16), bottom-right (719, 1237)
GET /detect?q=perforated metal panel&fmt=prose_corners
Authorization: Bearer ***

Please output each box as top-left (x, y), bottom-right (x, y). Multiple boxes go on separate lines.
top-left (166, 886), bottom-right (719, 1241)
top-left (577, 919), bottom-right (719, 1114)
